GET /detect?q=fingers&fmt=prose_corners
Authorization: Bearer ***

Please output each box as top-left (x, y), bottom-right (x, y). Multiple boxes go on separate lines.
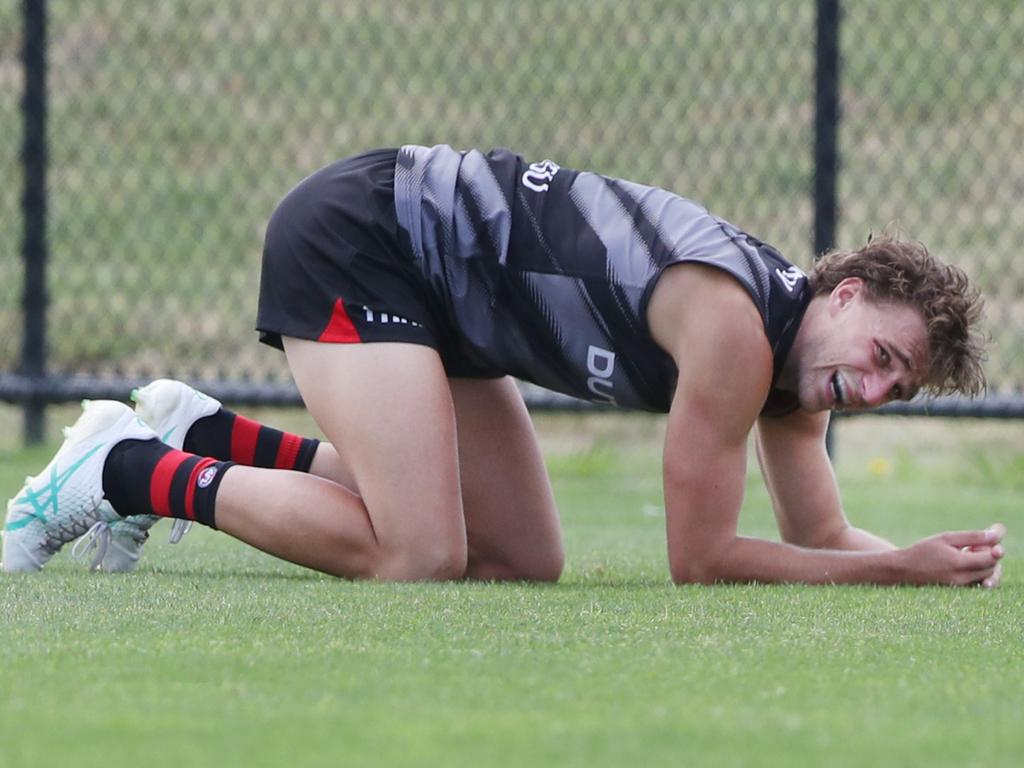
top-left (961, 561), bottom-right (1001, 588)
top-left (957, 545), bottom-right (1003, 570)
top-left (950, 523), bottom-right (1006, 588)
top-left (955, 544), bottom-right (1004, 587)
top-left (982, 562), bottom-right (1003, 589)
top-left (944, 525), bottom-right (1005, 549)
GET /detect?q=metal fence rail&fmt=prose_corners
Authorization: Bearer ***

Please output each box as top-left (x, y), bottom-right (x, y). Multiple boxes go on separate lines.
top-left (3, 0), bottom-right (1023, 442)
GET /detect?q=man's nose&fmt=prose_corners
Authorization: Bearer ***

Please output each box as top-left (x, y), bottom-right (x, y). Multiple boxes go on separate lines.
top-left (862, 371), bottom-right (898, 406)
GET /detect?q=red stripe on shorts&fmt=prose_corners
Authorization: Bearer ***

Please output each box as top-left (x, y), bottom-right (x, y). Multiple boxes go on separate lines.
top-left (318, 299), bottom-right (362, 343)
top-left (149, 451), bottom-right (189, 518)
top-left (230, 415), bottom-right (261, 466)
top-left (184, 457), bottom-right (218, 520)
top-left (275, 433), bottom-right (303, 470)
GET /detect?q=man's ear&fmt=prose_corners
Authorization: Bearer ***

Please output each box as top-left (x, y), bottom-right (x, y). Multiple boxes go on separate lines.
top-left (828, 277), bottom-right (864, 314)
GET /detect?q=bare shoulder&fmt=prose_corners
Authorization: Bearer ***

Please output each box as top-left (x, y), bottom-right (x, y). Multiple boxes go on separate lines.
top-left (648, 263), bottom-right (774, 428)
top-left (648, 263), bottom-right (765, 355)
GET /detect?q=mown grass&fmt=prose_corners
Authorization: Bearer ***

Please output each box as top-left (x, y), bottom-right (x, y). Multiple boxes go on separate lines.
top-left (1, 412), bottom-right (1022, 767)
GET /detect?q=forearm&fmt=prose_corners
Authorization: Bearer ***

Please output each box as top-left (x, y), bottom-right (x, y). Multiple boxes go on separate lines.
top-left (673, 535), bottom-right (906, 586)
top-left (817, 524), bottom-right (896, 552)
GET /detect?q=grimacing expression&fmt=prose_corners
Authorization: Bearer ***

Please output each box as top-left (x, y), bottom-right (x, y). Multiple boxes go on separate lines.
top-left (797, 278), bottom-right (930, 413)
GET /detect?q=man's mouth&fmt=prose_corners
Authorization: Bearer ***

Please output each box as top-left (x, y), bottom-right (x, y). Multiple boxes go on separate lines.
top-left (830, 372), bottom-right (845, 407)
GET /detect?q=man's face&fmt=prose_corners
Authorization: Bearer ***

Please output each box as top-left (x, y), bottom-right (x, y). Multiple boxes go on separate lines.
top-left (793, 278), bottom-right (930, 413)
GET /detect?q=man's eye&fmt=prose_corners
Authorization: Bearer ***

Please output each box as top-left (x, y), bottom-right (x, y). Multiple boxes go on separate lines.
top-left (891, 384), bottom-right (903, 400)
top-left (878, 345), bottom-right (890, 365)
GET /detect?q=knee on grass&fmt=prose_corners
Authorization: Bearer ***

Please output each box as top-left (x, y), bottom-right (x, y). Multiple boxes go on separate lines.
top-left (368, 540), bottom-right (467, 582)
top-left (467, 548), bottom-right (565, 583)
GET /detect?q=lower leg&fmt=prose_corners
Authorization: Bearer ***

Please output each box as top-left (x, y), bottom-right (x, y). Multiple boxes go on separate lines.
top-left (101, 438), bottom-right (454, 580)
top-left (308, 443), bottom-right (358, 493)
top-left (213, 464), bottom-right (464, 581)
top-left (212, 466), bottom-right (380, 578)
top-left (118, 341), bottom-right (471, 581)
top-left (180, 399), bottom-right (358, 491)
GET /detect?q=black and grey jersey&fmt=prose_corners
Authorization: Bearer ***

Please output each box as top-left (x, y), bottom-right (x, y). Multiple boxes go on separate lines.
top-left (394, 144), bottom-right (812, 414)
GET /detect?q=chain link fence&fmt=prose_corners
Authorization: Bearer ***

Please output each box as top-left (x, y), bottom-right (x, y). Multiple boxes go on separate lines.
top-left (838, 2), bottom-right (1024, 402)
top-left (2, 1), bottom-right (1023, 428)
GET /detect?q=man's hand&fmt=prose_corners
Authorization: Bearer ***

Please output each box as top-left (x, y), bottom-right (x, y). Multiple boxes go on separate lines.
top-left (898, 524), bottom-right (1006, 588)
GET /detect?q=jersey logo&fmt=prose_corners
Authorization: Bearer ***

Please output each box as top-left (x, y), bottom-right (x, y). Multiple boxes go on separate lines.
top-left (362, 306), bottom-right (423, 328)
top-left (586, 345), bottom-right (617, 404)
top-left (522, 159), bottom-right (561, 192)
top-left (775, 266), bottom-right (806, 293)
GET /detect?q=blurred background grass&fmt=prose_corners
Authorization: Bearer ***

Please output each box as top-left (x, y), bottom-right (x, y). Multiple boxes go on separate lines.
top-left (1, 0), bottom-right (1022, 392)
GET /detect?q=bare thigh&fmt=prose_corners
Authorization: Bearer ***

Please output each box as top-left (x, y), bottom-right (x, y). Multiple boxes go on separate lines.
top-left (449, 377), bottom-right (564, 582)
top-left (284, 338), bottom-right (467, 580)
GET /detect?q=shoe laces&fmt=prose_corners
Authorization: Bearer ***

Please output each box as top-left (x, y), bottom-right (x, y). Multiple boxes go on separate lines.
top-left (169, 519), bottom-right (193, 544)
top-left (41, 500), bottom-right (108, 556)
top-left (112, 516), bottom-right (191, 545)
top-left (71, 521), bottom-right (111, 572)
top-left (115, 519), bottom-right (150, 544)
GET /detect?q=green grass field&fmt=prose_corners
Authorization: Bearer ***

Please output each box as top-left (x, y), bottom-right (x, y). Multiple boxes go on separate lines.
top-left (1, 8), bottom-right (1023, 760)
top-left (2, 410), bottom-right (1022, 767)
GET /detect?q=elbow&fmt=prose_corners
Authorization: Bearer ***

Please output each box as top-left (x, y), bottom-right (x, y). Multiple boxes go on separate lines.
top-left (669, 537), bottom-right (739, 585)
top-left (669, 556), bottom-right (722, 586)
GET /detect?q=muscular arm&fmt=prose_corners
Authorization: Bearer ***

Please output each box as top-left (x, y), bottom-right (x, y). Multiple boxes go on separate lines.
top-left (660, 342), bottom-right (903, 585)
top-left (648, 264), bottom-right (1003, 586)
top-left (755, 409), bottom-right (894, 551)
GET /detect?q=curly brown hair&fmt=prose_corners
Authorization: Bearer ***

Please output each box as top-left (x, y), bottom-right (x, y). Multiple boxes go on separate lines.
top-left (808, 233), bottom-right (986, 397)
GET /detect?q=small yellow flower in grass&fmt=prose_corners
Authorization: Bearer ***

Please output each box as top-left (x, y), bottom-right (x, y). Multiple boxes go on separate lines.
top-left (868, 457), bottom-right (892, 477)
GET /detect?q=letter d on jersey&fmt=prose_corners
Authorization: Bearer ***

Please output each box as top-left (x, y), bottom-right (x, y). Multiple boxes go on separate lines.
top-left (586, 345), bottom-right (616, 404)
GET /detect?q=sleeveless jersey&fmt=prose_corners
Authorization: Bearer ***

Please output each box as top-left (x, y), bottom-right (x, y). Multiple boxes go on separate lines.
top-left (393, 144), bottom-right (811, 414)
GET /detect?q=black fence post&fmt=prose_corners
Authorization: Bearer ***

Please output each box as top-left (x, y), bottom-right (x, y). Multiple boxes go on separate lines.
top-left (815, 0), bottom-right (841, 458)
top-left (814, 0), bottom-right (840, 260)
top-left (21, 0), bottom-right (48, 445)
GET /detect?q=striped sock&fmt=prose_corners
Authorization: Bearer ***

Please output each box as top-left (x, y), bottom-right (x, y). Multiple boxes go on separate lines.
top-left (102, 439), bottom-right (234, 529)
top-left (183, 410), bottom-right (319, 472)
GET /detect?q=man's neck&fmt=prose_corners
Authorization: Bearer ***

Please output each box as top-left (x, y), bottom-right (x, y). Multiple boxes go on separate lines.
top-left (775, 295), bottom-right (826, 394)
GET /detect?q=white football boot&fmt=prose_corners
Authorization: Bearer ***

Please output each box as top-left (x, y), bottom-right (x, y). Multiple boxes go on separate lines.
top-left (2, 400), bottom-right (156, 572)
top-left (99, 379), bottom-right (222, 572)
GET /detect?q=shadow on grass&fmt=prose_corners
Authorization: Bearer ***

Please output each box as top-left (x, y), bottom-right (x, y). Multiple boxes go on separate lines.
top-left (32, 560), bottom-right (1020, 593)
top-left (112, 564), bottom-right (671, 589)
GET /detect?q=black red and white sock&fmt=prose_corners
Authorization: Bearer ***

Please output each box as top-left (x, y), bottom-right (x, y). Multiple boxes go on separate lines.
top-left (183, 410), bottom-right (319, 472)
top-left (103, 439), bottom-right (234, 529)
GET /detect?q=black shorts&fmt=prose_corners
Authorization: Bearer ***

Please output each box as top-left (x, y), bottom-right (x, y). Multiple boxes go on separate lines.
top-left (256, 149), bottom-right (498, 377)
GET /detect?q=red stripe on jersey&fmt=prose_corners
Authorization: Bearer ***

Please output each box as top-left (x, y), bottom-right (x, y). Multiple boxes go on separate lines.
top-left (184, 457), bottom-right (218, 520)
top-left (230, 415), bottom-right (260, 466)
top-left (275, 433), bottom-right (303, 470)
top-left (150, 451), bottom-right (188, 517)
top-left (318, 299), bottom-right (362, 343)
